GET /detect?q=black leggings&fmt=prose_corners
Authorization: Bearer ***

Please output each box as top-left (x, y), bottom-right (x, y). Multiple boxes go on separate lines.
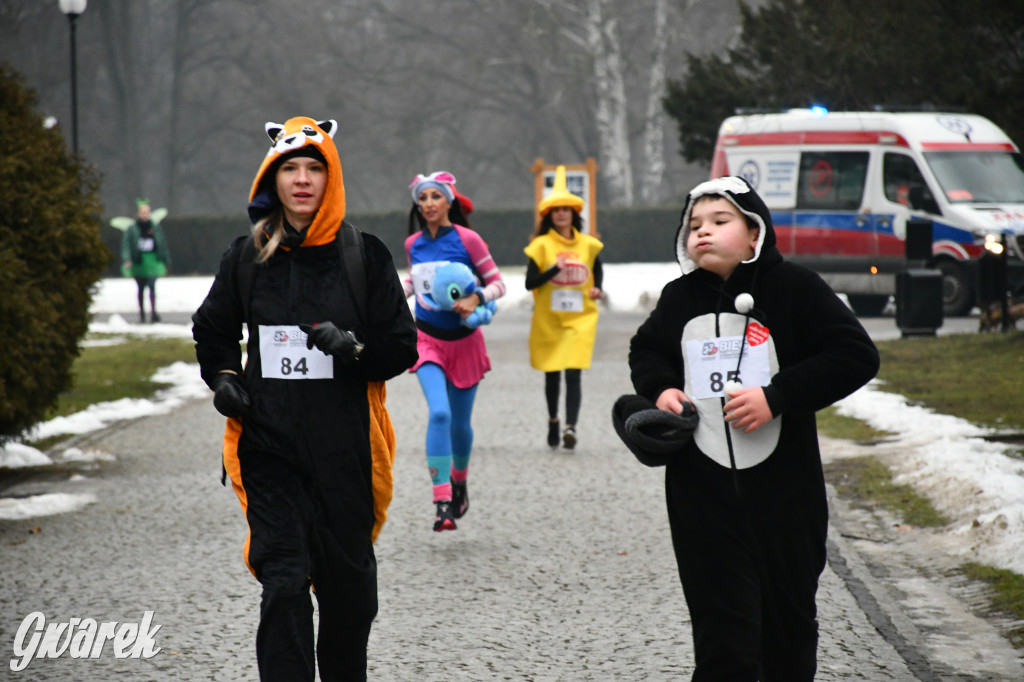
top-left (545, 370), bottom-right (581, 425)
top-left (134, 277), bottom-right (157, 310)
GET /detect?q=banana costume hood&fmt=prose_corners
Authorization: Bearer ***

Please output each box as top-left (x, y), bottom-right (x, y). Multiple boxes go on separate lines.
top-left (537, 165), bottom-right (585, 217)
top-left (248, 117), bottom-right (346, 247)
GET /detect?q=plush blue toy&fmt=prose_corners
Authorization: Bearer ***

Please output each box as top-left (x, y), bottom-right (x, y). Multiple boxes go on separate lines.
top-left (421, 262), bottom-right (497, 329)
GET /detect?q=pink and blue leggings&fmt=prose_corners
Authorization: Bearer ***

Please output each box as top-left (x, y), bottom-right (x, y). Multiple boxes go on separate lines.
top-left (416, 362), bottom-right (477, 502)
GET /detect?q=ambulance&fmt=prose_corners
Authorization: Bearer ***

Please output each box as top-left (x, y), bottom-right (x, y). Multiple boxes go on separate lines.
top-left (710, 109), bottom-right (1024, 316)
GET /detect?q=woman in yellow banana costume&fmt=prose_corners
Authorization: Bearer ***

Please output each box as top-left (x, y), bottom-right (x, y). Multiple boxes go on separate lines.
top-left (524, 166), bottom-right (604, 450)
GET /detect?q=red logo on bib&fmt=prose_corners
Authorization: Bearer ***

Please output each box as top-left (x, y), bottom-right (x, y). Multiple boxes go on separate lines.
top-left (746, 321), bottom-right (769, 346)
top-left (551, 254), bottom-right (591, 286)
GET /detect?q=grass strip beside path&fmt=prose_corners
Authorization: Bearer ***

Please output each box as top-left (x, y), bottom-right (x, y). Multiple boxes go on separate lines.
top-left (819, 330), bottom-right (1024, 649)
top-left (50, 335), bottom-right (198, 419)
top-left (872, 331), bottom-right (1024, 433)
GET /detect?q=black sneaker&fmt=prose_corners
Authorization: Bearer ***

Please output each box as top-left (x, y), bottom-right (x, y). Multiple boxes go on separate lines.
top-left (562, 426), bottom-right (577, 450)
top-left (433, 501), bottom-right (457, 532)
top-left (451, 481), bottom-right (469, 519)
top-left (150, 312), bottom-right (161, 323)
top-left (547, 419), bottom-right (560, 448)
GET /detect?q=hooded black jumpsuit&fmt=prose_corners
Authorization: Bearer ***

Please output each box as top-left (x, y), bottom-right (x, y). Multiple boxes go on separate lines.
top-left (192, 117), bottom-right (417, 681)
top-left (629, 176), bottom-right (879, 681)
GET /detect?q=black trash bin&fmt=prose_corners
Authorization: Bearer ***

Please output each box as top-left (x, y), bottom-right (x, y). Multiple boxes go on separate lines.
top-left (896, 268), bottom-right (943, 336)
top-left (975, 251), bottom-right (1008, 310)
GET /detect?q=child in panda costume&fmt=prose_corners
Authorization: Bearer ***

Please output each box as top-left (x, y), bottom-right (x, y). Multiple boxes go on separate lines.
top-left (628, 176), bottom-right (879, 680)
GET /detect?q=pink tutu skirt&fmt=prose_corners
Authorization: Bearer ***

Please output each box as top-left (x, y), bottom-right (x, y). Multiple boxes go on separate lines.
top-left (411, 327), bottom-right (491, 388)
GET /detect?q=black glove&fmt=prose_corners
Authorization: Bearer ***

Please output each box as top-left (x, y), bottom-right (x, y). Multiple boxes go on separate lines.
top-left (211, 372), bottom-right (251, 419)
top-left (611, 394), bottom-right (699, 467)
top-left (299, 322), bottom-right (363, 363)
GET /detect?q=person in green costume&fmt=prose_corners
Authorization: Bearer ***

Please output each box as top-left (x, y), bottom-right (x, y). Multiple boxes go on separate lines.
top-left (120, 198), bottom-right (171, 323)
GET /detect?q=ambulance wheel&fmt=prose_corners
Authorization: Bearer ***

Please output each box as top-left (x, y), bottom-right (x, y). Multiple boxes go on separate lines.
top-left (847, 295), bottom-right (890, 317)
top-left (936, 259), bottom-right (973, 317)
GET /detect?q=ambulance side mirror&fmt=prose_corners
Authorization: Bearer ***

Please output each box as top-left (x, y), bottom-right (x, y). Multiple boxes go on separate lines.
top-left (908, 186), bottom-right (941, 216)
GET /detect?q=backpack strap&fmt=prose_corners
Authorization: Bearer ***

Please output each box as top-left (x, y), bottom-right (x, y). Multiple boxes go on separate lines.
top-left (234, 223), bottom-right (367, 325)
top-left (338, 221), bottom-right (368, 325)
top-left (235, 235), bottom-right (258, 323)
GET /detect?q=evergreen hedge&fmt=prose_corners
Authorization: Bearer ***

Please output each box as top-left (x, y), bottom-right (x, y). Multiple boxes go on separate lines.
top-left (0, 65), bottom-right (110, 443)
top-left (98, 206), bottom-right (684, 276)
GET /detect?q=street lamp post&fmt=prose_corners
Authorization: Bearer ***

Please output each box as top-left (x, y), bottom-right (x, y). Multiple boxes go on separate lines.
top-left (58, 0), bottom-right (87, 156)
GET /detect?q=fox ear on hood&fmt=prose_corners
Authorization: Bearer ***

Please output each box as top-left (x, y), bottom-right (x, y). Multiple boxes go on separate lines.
top-left (317, 119), bottom-right (338, 139)
top-left (265, 122), bottom-right (284, 142)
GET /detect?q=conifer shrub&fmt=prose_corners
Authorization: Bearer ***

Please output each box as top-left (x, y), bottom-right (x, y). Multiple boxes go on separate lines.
top-left (0, 65), bottom-right (110, 443)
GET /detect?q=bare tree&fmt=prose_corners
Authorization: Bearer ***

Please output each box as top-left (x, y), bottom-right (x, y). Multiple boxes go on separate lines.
top-left (582, 0), bottom-right (633, 205)
top-left (0, 0), bottom-right (743, 214)
top-left (639, 0), bottom-right (671, 205)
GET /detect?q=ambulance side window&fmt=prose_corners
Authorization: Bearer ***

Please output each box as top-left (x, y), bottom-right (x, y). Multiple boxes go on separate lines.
top-left (796, 152), bottom-right (868, 210)
top-left (883, 153), bottom-right (939, 213)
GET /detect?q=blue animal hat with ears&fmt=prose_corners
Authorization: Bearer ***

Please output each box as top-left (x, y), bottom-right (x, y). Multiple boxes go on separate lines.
top-left (409, 171), bottom-right (457, 205)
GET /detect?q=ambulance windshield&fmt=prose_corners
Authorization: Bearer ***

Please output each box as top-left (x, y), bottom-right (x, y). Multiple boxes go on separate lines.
top-left (924, 151), bottom-right (1024, 204)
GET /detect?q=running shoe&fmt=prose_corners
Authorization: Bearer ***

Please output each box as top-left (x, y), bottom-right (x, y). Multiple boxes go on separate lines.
top-left (433, 501), bottom-right (457, 532)
top-left (451, 481), bottom-right (469, 519)
top-left (547, 419), bottom-right (560, 448)
top-left (562, 426), bottom-right (577, 450)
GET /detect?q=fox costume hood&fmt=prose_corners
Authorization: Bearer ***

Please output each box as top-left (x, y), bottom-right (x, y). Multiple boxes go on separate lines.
top-left (248, 117), bottom-right (346, 246)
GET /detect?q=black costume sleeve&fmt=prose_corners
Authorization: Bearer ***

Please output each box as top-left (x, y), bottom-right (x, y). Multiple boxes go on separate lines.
top-left (760, 266), bottom-right (879, 416)
top-left (351, 233), bottom-right (418, 382)
top-left (628, 279), bottom-right (686, 403)
top-left (593, 256), bottom-right (603, 290)
top-left (191, 236), bottom-right (248, 389)
top-left (525, 258), bottom-right (561, 290)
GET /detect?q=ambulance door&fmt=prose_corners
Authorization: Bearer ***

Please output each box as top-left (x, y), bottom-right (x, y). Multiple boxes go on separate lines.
top-left (879, 151), bottom-right (935, 258)
top-left (730, 151), bottom-right (800, 255)
top-left (793, 150), bottom-right (872, 259)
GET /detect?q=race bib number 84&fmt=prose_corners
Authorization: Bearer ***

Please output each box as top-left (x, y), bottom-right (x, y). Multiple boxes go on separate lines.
top-left (259, 325), bottom-right (334, 380)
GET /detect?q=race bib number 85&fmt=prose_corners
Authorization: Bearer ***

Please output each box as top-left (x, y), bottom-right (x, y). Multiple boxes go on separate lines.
top-left (259, 325), bottom-right (334, 380)
top-left (685, 334), bottom-right (770, 399)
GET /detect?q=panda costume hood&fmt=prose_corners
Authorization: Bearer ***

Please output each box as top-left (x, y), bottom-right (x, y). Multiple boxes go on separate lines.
top-left (674, 175), bottom-right (777, 277)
